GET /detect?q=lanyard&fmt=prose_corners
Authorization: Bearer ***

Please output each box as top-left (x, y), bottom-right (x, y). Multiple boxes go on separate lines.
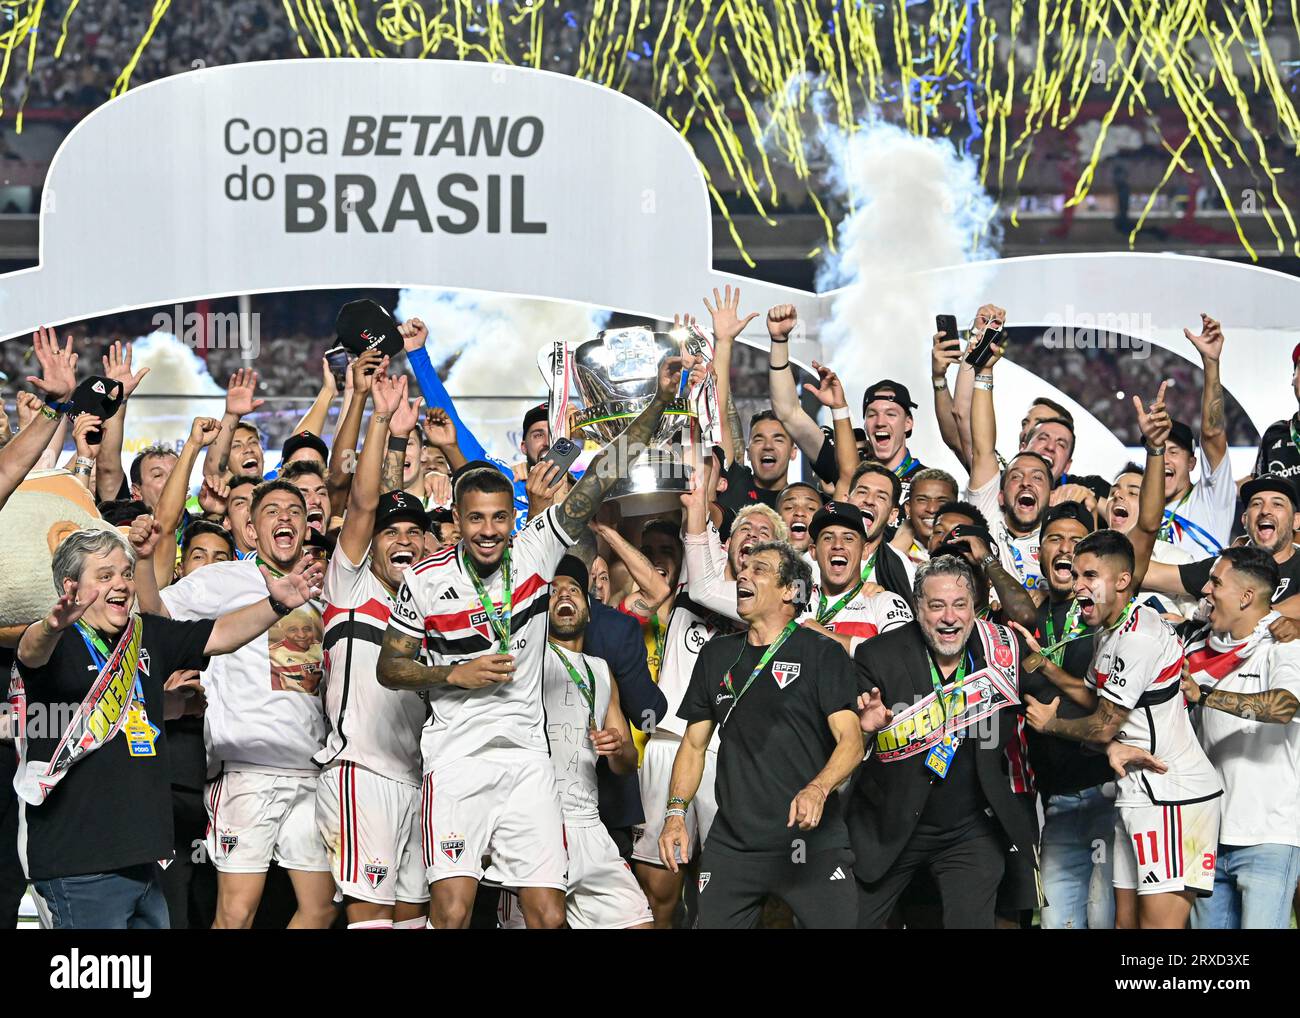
top-left (722, 621), bottom-right (798, 720)
top-left (75, 620), bottom-right (145, 704)
top-left (1104, 598), bottom-right (1139, 635)
top-left (648, 612), bottom-right (666, 667)
top-left (254, 554), bottom-right (286, 578)
top-left (893, 450), bottom-right (916, 478)
top-left (1040, 599), bottom-right (1088, 664)
top-left (927, 651), bottom-right (971, 735)
top-left (463, 546), bottom-right (512, 652)
top-left (817, 579), bottom-right (864, 625)
top-left (549, 642), bottom-right (596, 727)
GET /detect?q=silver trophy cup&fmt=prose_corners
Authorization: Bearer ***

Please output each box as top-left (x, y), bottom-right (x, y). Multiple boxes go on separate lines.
top-left (570, 326), bottom-right (698, 516)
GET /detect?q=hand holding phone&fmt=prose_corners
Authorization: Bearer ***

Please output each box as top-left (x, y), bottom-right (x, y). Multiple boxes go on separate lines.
top-left (965, 324), bottom-right (1004, 369)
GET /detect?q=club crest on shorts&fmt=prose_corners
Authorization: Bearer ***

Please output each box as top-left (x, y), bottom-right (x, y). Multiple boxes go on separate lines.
top-left (363, 861), bottom-right (390, 889)
top-left (698, 872), bottom-right (711, 892)
top-left (218, 831), bottom-right (239, 857)
top-left (440, 834), bottom-right (466, 863)
top-left (772, 661), bottom-right (801, 689)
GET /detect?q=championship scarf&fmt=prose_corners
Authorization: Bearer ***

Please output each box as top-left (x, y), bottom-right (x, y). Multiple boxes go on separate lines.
top-left (9, 616), bottom-right (144, 806)
top-left (1184, 611), bottom-right (1278, 683)
top-left (873, 619), bottom-right (1020, 762)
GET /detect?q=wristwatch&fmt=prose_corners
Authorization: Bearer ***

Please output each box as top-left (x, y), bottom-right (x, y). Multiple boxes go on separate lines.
top-left (1198, 682), bottom-right (1214, 704)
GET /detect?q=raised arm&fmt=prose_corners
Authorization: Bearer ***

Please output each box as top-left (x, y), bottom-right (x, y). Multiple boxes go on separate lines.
top-left (327, 350), bottom-right (384, 515)
top-left (152, 417), bottom-right (221, 586)
top-left (964, 303), bottom-right (1006, 490)
top-left (422, 406), bottom-right (467, 474)
top-left (382, 386), bottom-right (423, 495)
top-left (0, 328), bottom-right (77, 510)
top-left (97, 340), bottom-right (151, 500)
top-left (592, 521), bottom-right (671, 618)
top-left (930, 328), bottom-right (969, 470)
top-left (1184, 313), bottom-right (1227, 471)
top-left (203, 368), bottom-right (265, 483)
top-left (338, 370), bottom-right (405, 564)
top-left (705, 299), bottom-right (743, 468)
top-left (401, 316), bottom-right (493, 465)
top-left (553, 349), bottom-right (692, 542)
top-left (292, 358), bottom-right (339, 439)
top-left (764, 303), bottom-right (827, 463)
top-left (1130, 380), bottom-right (1172, 590)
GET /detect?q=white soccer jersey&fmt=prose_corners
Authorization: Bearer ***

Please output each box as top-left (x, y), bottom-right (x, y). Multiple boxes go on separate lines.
top-left (162, 558), bottom-right (326, 774)
top-left (542, 645), bottom-right (613, 821)
top-left (655, 591), bottom-right (740, 740)
top-left (1085, 604), bottom-right (1221, 807)
top-left (388, 505), bottom-right (574, 769)
top-left (799, 584), bottom-right (913, 645)
top-left (966, 475), bottom-right (1043, 594)
top-left (315, 545), bottom-right (427, 786)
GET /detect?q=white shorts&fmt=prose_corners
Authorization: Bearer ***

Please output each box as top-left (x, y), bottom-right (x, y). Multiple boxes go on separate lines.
top-left (316, 762), bottom-right (429, 906)
top-left (422, 747), bottom-right (567, 890)
top-left (497, 819), bottom-right (653, 929)
top-left (631, 736), bottom-right (717, 867)
top-left (1113, 799), bottom-right (1220, 897)
top-left (205, 769), bottom-right (331, 874)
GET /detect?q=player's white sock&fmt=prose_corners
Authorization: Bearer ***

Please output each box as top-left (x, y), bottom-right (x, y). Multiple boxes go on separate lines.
top-left (393, 917), bottom-right (425, 930)
top-left (347, 919), bottom-right (393, 930)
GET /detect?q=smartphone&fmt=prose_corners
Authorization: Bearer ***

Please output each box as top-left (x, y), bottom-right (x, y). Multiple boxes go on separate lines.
top-left (325, 346), bottom-right (350, 388)
top-left (935, 313), bottom-right (959, 343)
top-left (965, 323), bottom-right (1004, 369)
top-left (540, 436), bottom-right (581, 475)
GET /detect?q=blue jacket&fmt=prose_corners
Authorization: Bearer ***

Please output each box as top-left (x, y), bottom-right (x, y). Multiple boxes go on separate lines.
top-left (584, 599), bottom-right (667, 829)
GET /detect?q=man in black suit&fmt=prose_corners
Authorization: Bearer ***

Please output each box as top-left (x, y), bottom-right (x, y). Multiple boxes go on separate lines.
top-left (850, 554), bottom-right (1037, 928)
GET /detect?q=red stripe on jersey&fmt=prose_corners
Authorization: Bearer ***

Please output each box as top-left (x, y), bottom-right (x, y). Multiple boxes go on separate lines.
top-left (413, 547), bottom-right (458, 575)
top-left (1152, 655), bottom-right (1185, 685)
top-left (422, 573), bottom-right (548, 633)
top-left (829, 621), bottom-right (879, 639)
top-left (323, 597), bottom-right (392, 628)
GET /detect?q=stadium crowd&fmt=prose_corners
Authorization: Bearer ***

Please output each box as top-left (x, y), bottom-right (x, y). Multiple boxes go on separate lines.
top-left (1, 287), bottom-right (1299, 931)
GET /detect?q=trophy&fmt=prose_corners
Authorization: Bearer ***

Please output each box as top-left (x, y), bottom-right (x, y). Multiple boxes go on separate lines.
top-left (542, 324), bottom-right (721, 517)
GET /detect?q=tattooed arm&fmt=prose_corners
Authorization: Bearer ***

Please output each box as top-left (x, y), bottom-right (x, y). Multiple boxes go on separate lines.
top-left (553, 352), bottom-right (689, 542)
top-left (376, 629), bottom-right (516, 690)
top-left (1185, 313), bottom-right (1227, 471)
top-left (1025, 692), bottom-right (1130, 743)
top-left (1183, 676), bottom-right (1299, 724)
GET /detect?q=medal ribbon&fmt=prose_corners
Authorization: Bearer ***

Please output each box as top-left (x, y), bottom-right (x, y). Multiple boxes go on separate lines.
top-left (1039, 599), bottom-right (1088, 665)
top-left (463, 546), bottom-right (513, 652)
top-left (549, 642), bottom-right (596, 727)
top-left (817, 579), bottom-right (864, 625)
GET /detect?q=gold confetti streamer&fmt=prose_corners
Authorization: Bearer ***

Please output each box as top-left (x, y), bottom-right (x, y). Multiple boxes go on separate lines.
top-left (0, 0), bottom-right (1295, 265)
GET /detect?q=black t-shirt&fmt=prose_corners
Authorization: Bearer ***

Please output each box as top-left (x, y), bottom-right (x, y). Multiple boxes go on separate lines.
top-left (1254, 417), bottom-right (1300, 485)
top-left (679, 626), bottom-right (857, 854)
top-left (717, 461), bottom-right (780, 513)
top-left (814, 435), bottom-right (924, 501)
top-left (1178, 546), bottom-right (1300, 605)
top-left (1022, 599), bottom-right (1111, 797)
top-left (18, 613), bottom-right (214, 879)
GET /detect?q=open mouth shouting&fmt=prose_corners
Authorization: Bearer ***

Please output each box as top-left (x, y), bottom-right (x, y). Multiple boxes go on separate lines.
top-left (737, 538), bottom-right (758, 567)
top-left (1075, 592), bottom-right (1098, 623)
top-left (554, 598), bottom-right (578, 621)
top-left (861, 506), bottom-right (878, 530)
top-left (872, 428), bottom-right (892, 451)
top-left (271, 522), bottom-right (298, 552)
top-left (1014, 489), bottom-right (1039, 516)
top-left (1051, 555), bottom-right (1073, 585)
top-left (736, 579), bottom-right (755, 608)
top-left (240, 456), bottom-right (260, 473)
top-left (306, 507), bottom-right (325, 532)
top-left (1256, 514), bottom-right (1278, 544)
top-left (387, 548), bottom-right (415, 571)
top-left (104, 589), bottom-right (130, 619)
top-left (789, 521), bottom-right (809, 542)
top-left (931, 620), bottom-right (963, 647)
top-left (1109, 502), bottom-right (1130, 526)
top-left (758, 452), bottom-right (779, 473)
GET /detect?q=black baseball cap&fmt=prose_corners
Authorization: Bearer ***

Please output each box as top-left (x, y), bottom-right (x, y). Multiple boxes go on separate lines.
top-left (554, 554), bottom-right (590, 596)
top-left (1039, 501), bottom-right (1096, 541)
top-left (1242, 473), bottom-right (1297, 510)
top-left (809, 500), bottom-right (867, 541)
top-left (335, 299), bottom-right (403, 359)
top-left (522, 403), bottom-right (549, 434)
top-left (69, 376), bottom-right (124, 436)
top-left (1167, 419), bottom-right (1196, 453)
top-left (862, 379), bottom-right (917, 415)
top-left (374, 490), bottom-right (430, 532)
top-left (282, 430), bottom-right (329, 464)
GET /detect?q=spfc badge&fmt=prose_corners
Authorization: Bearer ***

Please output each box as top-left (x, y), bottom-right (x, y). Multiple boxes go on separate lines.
top-left (772, 661), bottom-right (801, 689)
top-left (698, 872), bottom-right (711, 892)
top-left (468, 610), bottom-right (493, 642)
top-left (363, 861), bottom-right (390, 889)
top-left (440, 835), bottom-right (466, 863)
top-left (219, 832), bottom-right (239, 857)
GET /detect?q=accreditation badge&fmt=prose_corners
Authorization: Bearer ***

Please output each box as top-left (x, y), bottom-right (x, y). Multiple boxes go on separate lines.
top-left (924, 736), bottom-right (957, 779)
top-left (125, 704), bottom-right (158, 758)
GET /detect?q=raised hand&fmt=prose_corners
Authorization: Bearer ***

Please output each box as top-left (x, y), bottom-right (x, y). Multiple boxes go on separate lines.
top-left (526, 459), bottom-right (567, 515)
top-left (971, 302), bottom-right (1006, 339)
top-left (703, 285), bottom-right (758, 344)
top-left (318, 357), bottom-right (338, 398)
top-left (198, 477), bottom-right (230, 517)
top-left (225, 368), bottom-right (264, 418)
top-left (425, 471), bottom-right (452, 507)
top-left (803, 359), bottom-right (847, 408)
top-left (128, 514), bottom-right (165, 559)
top-left (398, 316), bottom-right (429, 353)
top-left (391, 391), bottom-right (423, 439)
top-left (856, 688), bottom-right (894, 734)
top-left (15, 391), bottom-right (40, 430)
top-left (350, 349), bottom-right (385, 396)
top-left (189, 416), bottom-right (222, 447)
top-left (1132, 379), bottom-right (1172, 448)
top-left (102, 340), bottom-right (150, 398)
top-left (423, 406), bottom-right (458, 449)
top-left (27, 326), bottom-right (77, 402)
top-left (655, 348), bottom-right (696, 404)
top-left (47, 582), bottom-right (96, 632)
top-left (766, 303), bottom-right (798, 341)
top-left (71, 414), bottom-right (103, 459)
top-left (1183, 312), bottom-right (1224, 364)
top-left (261, 557), bottom-right (324, 610)
top-left (371, 370), bottom-right (405, 417)
top-left (931, 330), bottom-right (962, 380)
